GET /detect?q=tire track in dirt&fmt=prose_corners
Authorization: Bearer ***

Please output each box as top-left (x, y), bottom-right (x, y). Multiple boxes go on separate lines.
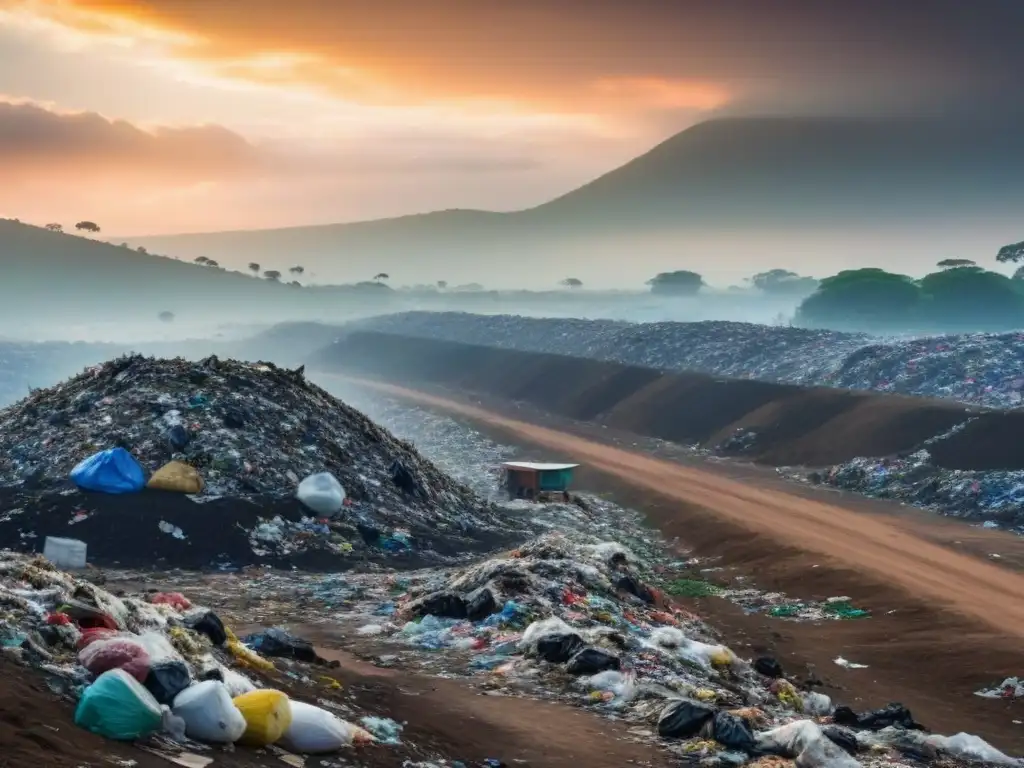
top-left (335, 376), bottom-right (1024, 638)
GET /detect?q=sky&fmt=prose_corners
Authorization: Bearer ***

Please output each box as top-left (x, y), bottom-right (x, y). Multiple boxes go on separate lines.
top-left (2, 0), bottom-right (1024, 236)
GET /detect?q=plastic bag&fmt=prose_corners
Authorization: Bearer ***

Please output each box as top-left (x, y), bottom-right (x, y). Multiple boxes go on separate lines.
top-left (148, 461), bottom-right (204, 494)
top-left (233, 689), bottom-right (293, 746)
top-left (566, 647), bottom-right (621, 675)
top-left (802, 691), bottom-right (833, 716)
top-left (536, 632), bottom-right (586, 663)
top-left (144, 660), bottom-right (192, 705)
top-left (756, 721), bottom-right (859, 768)
top-left (658, 699), bottom-right (716, 739)
top-left (172, 680), bottom-right (246, 744)
top-left (136, 631), bottom-right (185, 664)
top-left (151, 592), bottom-right (192, 611)
top-left (280, 701), bottom-right (371, 754)
top-left (78, 635), bottom-right (151, 682)
top-left (225, 627), bottom-right (274, 671)
top-left (243, 627), bottom-right (317, 663)
top-left (296, 472), bottom-right (346, 516)
top-left (521, 617), bottom-right (576, 652)
top-left (74, 669), bottom-right (164, 741)
top-left (70, 448), bottom-right (145, 495)
top-left (465, 587), bottom-right (498, 621)
top-left (77, 627), bottom-right (119, 651)
top-left (188, 610), bottom-right (227, 646)
top-left (711, 711), bottom-right (756, 752)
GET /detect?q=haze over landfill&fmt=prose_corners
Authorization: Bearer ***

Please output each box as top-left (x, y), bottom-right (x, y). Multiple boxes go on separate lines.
top-left (3, 2), bottom-right (1024, 767)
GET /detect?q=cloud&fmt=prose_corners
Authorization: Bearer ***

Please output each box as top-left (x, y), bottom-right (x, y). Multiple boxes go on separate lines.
top-left (20, 0), bottom-right (1024, 117)
top-left (0, 98), bottom-right (544, 183)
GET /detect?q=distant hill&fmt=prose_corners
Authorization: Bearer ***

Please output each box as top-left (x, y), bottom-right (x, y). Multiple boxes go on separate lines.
top-left (121, 115), bottom-right (1024, 285)
top-left (0, 220), bottom-right (401, 333)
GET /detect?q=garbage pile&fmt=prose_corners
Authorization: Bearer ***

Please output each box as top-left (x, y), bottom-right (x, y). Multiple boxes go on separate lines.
top-left (0, 551), bottom-right (400, 761)
top-left (281, 527), bottom-right (1018, 767)
top-left (0, 354), bottom-right (520, 567)
top-left (353, 312), bottom-right (1024, 409)
top-left (805, 451), bottom-right (1024, 531)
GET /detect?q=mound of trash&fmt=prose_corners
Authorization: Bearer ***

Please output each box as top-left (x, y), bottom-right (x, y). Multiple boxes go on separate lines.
top-left (0, 355), bottom-right (517, 567)
top-left (353, 312), bottom-right (1024, 409)
top-left (805, 450), bottom-right (1024, 532)
top-left (0, 550), bottom-right (416, 761)
top-left (322, 525), bottom-right (1021, 767)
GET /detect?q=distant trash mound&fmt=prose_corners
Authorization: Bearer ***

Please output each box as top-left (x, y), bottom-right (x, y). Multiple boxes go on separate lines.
top-left (0, 354), bottom-right (512, 568)
top-left (354, 312), bottom-right (1024, 409)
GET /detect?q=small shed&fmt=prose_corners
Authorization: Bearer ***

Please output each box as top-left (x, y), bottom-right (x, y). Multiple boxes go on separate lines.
top-left (501, 462), bottom-right (579, 499)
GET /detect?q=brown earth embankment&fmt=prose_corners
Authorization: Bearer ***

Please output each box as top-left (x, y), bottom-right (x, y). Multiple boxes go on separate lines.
top-left (309, 331), bottom-right (1024, 470)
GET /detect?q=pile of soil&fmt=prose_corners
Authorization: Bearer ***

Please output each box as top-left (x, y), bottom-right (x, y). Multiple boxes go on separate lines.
top-left (311, 331), bottom-right (1024, 471)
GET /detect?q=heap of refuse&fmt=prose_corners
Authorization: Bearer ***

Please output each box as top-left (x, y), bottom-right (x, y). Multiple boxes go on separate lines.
top-left (0, 354), bottom-right (519, 567)
top-left (326, 528), bottom-right (1019, 767)
top-left (353, 312), bottom-right (1024, 409)
top-left (0, 551), bottom-right (403, 760)
top-left (803, 451), bottom-right (1024, 532)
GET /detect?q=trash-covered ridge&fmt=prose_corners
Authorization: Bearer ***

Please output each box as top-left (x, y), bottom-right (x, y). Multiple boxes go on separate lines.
top-left (353, 312), bottom-right (1024, 409)
top-left (0, 355), bottom-right (511, 540)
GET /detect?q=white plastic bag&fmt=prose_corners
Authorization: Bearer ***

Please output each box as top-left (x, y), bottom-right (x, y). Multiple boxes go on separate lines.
top-left (757, 721), bottom-right (859, 768)
top-left (931, 732), bottom-right (1021, 765)
top-left (296, 473), bottom-right (346, 516)
top-left (280, 701), bottom-right (369, 753)
top-left (520, 617), bottom-right (575, 652)
top-left (172, 680), bottom-right (247, 744)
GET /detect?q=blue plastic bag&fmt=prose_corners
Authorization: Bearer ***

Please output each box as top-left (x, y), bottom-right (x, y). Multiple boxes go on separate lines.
top-left (75, 669), bottom-right (164, 740)
top-left (70, 448), bottom-right (145, 494)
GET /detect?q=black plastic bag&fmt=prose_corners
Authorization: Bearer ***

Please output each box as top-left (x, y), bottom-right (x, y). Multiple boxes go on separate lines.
top-left (466, 587), bottom-right (499, 621)
top-left (408, 591), bottom-right (468, 620)
top-left (565, 647), bottom-right (621, 675)
top-left (753, 656), bottom-right (783, 679)
top-left (833, 702), bottom-right (924, 732)
top-left (658, 700), bottom-right (716, 739)
top-left (614, 574), bottom-right (655, 604)
top-left (144, 660), bottom-right (192, 705)
top-left (823, 725), bottom-right (860, 755)
top-left (188, 610), bottom-right (227, 646)
top-left (711, 711), bottom-right (756, 753)
top-left (246, 627), bottom-right (318, 663)
top-left (536, 632), bottom-right (586, 663)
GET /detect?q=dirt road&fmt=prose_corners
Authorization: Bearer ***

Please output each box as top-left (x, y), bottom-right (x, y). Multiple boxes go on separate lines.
top-left (344, 377), bottom-right (1024, 638)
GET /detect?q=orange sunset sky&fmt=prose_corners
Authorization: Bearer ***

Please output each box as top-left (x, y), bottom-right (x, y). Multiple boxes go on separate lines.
top-left (2, 1), bottom-right (1021, 235)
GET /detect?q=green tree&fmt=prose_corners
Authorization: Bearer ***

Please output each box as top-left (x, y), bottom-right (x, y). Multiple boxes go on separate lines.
top-left (646, 270), bottom-right (704, 296)
top-left (44, 222), bottom-right (63, 233)
top-left (264, 270), bottom-right (282, 281)
top-left (918, 266), bottom-right (1024, 330)
top-left (996, 240), bottom-right (1024, 264)
top-left (74, 220), bottom-right (100, 233)
top-left (560, 277), bottom-right (583, 289)
top-left (750, 269), bottom-right (819, 296)
top-left (796, 268), bottom-right (921, 329)
top-left (936, 258), bottom-right (976, 269)
top-left (248, 262), bottom-right (260, 274)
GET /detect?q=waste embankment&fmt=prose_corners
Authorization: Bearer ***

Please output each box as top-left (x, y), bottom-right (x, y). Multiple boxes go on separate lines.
top-left (352, 312), bottom-right (1024, 410)
top-left (0, 354), bottom-right (517, 568)
top-left (310, 331), bottom-right (1024, 529)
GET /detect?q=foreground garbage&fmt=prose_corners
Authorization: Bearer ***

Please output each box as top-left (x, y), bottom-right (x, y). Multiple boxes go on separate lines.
top-left (120, 492), bottom-right (1020, 768)
top-left (0, 354), bottom-right (519, 569)
top-left (354, 312), bottom-right (1024, 410)
top-left (0, 551), bottom-right (446, 765)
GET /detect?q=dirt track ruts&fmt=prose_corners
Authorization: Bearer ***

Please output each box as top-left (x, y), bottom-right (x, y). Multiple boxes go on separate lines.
top-left (338, 376), bottom-right (1024, 639)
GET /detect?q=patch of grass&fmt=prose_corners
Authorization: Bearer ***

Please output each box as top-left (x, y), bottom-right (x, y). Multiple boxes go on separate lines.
top-left (667, 578), bottom-right (721, 598)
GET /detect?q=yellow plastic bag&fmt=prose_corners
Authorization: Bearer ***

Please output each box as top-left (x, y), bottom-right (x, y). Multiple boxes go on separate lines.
top-left (233, 690), bottom-right (293, 746)
top-left (224, 628), bottom-right (274, 672)
top-left (147, 461), bottom-right (204, 494)
top-left (708, 647), bottom-right (736, 668)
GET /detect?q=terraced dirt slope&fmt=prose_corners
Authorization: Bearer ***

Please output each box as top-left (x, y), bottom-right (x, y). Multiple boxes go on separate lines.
top-left (309, 331), bottom-right (1024, 471)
